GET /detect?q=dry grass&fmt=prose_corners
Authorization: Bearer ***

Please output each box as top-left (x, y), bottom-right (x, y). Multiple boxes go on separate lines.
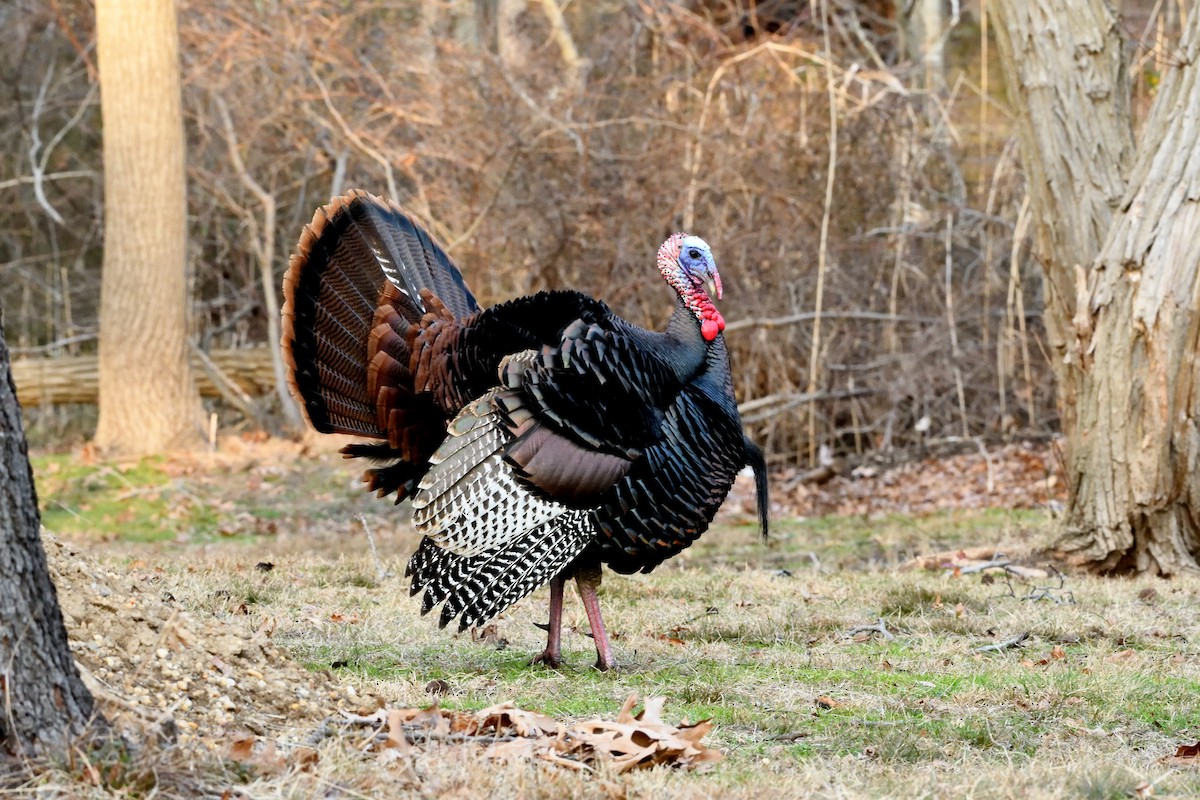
top-left (10, 445), bottom-right (1200, 798)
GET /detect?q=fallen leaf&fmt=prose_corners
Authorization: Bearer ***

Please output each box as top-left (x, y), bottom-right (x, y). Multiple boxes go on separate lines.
top-left (289, 746), bottom-right (319, 770)
top-left (815, 696), bottom-right (841, 710)
top-left (228, 735), bottom-right (255, 762)
top-left (1107, 649), bottom-right (1138, 664)
top-left (383, 709), bottom-right (413, 753)
top-left (1160, 741), bottom-right (1200, 766)
top-left (1174, 742), bottom-right (1200, 759)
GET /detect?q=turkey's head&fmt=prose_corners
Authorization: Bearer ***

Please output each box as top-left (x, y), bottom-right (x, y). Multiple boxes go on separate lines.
top-left (657, 233), bottom-right (725, 342)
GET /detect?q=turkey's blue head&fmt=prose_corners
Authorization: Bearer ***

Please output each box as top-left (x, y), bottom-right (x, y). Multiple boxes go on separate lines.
top-left (657, 233), bottom-right (725, 342)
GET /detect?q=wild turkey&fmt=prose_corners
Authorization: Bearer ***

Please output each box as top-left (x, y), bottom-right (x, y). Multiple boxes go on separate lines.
top-left (281, 191), bottom-right (769, 670)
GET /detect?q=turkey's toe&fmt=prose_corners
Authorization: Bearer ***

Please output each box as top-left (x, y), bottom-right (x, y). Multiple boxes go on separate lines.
top-left (531, 650), bottom-right (563, 669)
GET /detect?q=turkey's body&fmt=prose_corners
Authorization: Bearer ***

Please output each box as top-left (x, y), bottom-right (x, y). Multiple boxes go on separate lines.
top-left (282, 191), bottom-right (768, 669)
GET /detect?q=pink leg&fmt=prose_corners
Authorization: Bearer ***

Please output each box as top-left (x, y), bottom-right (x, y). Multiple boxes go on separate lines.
top-left (532, 575), bottom-right (564, 668)
top-left (575, 568), bottom-right (615, 671)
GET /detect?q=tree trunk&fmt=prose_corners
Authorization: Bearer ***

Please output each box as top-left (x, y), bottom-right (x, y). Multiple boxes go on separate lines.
top-left (988, 0), bottom-right (1134, 438)
top-left (0, 318), bottom-right (100, 755)
top-left (94, 0), bottom-right (203, 455)
top-left (902, 0), bottom-right (951, 90)
top-left (991, 0), bottom-right (1200, 573)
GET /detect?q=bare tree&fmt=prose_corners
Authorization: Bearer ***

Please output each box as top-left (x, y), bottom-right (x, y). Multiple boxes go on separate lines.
top-left (0, 316), bottom-right (100, 754)
top-left (93, 0), bottom-right (203, 454)
top-left (991, 0), bottom-right (1200, 573)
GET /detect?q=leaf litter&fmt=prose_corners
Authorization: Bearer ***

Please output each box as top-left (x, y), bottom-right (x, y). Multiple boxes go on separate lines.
top-left (305, 694), bottom-right (721, 774)
top-left (47, 533), bottom-right (719, 779)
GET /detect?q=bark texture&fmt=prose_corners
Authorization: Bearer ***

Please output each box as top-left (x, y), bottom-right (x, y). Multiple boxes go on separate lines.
top-left (989, 0), bottom-right (1134, 436)
top-left (94, 0), bottom-right (203, 455)
top-left (992, 0), bottom-right (1200, 573)
top-left (0, 320), bottom-right (99, 755)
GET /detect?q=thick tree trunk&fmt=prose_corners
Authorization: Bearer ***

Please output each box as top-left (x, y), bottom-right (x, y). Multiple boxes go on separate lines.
top-left (1061, 16), bottom-right (1200, 573)
top-left (988, 0), bottom-right (1134, 437)
top-left (991, 0), bottom-right (1200, 573)
top-left (94, 0), bottom-right (203, 455)
top-left (0, 320), bottom-right (100, 755)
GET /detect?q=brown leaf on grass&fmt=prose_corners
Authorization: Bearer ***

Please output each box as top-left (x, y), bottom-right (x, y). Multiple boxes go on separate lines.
top-left (658, 634), bottom-right (686, 646)
top-left (1050, 646), bottom-right (1067, 660)
top-left (332, 695), bottom-right (720, 773)
top-left (478, 702), bottom-right (561, 737)
top-left (1107, 649), bottom-right (1138, 664)
top-left (226, 735), bottom-right (286, 775)
top-left (289, 746), bottom-right (319, 771)
top-left (566, 696), bottom-right (722, 773)
top-left (1159, 742), bottom-right (1200, 766)
top-left (471, 624), bottom-right (508, 649)
top-left (228, 735), bottom-right (254, 761)
top-left (383, 709), bottom-right (413, 753)
top-left (815, 696), bottom-right (841, 710)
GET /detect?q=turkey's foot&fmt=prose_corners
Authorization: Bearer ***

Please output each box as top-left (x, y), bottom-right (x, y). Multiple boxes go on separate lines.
top-left (532, 575), bottom-right (566, 669)
top-left (531, 649), bottom-right (563, 669)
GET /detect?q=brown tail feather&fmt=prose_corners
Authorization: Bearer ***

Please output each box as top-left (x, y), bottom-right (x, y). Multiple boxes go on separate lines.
top-left (282, 191), bottom-right (479, 500)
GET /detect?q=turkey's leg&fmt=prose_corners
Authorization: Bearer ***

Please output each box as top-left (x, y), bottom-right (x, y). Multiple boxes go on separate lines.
top-left (532, 575), bottom-right (564, 668)
top-left (574, 566), bottom-right (615, 671)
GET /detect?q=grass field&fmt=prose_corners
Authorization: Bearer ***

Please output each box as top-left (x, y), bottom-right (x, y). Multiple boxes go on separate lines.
top-left (12, 440), bottom-right (1200, 798)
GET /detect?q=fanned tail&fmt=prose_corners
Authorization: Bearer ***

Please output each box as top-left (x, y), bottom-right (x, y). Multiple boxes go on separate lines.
top-left (281, 190), bottom-right (479, 500)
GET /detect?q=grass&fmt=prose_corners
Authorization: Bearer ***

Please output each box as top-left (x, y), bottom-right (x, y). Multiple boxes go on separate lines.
top-left (17, 443), bottom-right (1200, 798)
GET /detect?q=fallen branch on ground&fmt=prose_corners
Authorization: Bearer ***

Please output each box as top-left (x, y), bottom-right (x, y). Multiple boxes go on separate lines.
top-left (846, 618), bottom-right (895, 640)
top-left (975, 631), bottom-right (1029, 653)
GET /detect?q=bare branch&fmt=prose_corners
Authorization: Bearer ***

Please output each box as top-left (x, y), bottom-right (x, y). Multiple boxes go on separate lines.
top-left (974, 631), bottom-right (1029, 653)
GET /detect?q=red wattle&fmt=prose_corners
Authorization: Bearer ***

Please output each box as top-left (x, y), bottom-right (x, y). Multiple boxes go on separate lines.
top-left (701, 319), bottom-right (720, 341)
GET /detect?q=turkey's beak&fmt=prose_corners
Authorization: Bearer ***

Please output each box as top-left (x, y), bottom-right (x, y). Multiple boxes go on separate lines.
top-left (708, 271), bottom-right (723, 300)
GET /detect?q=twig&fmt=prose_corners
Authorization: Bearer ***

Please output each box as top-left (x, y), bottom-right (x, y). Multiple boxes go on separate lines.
top-left (1022, 566), bottom-right (1075, 604)
top-left (724, 310), bottom-right (937, 332)
top-left (974, 631), bottom-right (1029, 653)
top-left (189, 341), bottom-right (264, 427)
top-left (956, 555), bottom-right (1011, 574)
top-left (357, 515), bottom-right (391, 582)
top-left (806, 0), bottom-right (839, 467)
top-left (945, 213), bottom-right (970, 438)
top-left (738, 388), bottom-right (875, 420)
top-left (839, 719), bottom-right (908, 727)
top-left (974, 437), bottom-right (996, 494)
top-left (846, 618), bottom-right (895, 641)
top-left (214, 96), bottom-right (303, 431)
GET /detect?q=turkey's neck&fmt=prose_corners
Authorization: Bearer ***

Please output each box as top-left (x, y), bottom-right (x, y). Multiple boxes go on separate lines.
top-left (657, 299), bottom-right (713, 381)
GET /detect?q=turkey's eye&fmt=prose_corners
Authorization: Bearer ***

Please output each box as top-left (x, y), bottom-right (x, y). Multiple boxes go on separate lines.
top-left (688, 248), bottom-right (701, 259)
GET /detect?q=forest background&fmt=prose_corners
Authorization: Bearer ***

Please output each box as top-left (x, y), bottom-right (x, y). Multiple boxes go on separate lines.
top-left (5, 0), bottom-right (1123, 462)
